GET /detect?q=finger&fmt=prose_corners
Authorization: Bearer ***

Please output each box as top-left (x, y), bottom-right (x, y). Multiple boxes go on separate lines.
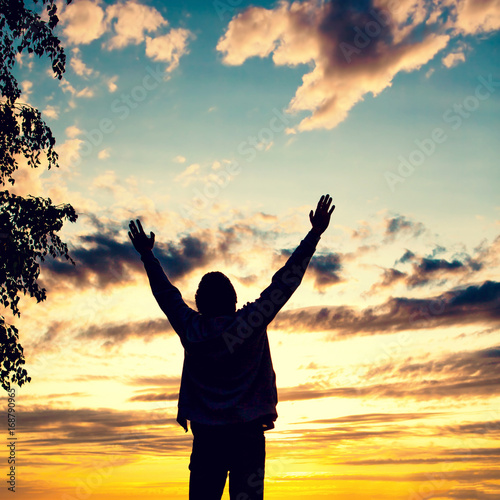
top-left (129, 220), bottom-right (137, 233)
top-left (150, 232), bottom-right (155, 244)
top-left (317, 195), bottom-right (325, 209)
top-left (309, 210), bottom-right (313, 223)
top-left (329, 205), bottom-right (335, 215)
top-left (136, 219), bottom-right (145, 235)
top-left (128, 231), bottom-right (134, 241)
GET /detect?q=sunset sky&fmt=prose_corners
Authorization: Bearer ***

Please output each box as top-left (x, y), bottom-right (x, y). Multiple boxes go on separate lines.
top-left (4, 0), bottom-right (500, 499)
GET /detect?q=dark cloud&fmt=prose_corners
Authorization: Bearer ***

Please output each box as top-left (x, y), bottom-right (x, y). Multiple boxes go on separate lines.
top-left (40, 223), bottom-right (213, 291)
top-left (384, 215), bottom-right (425, 241)
top-left (17, 406), bottom-right (190, 456)
top-left (129, 392), bottom-right (179, 402)
top-left (274, 280), bottom-right (500, 336)
top-left (76, 317), bottom-right (174, 346)
top-left (125, 375), bottom-right (182, 402)
top-left (369, 345), bottom-right (500, 381)
top-left (159, 235), bottom-right (212, 279)
top-left (280, 249), bottom-right (343, 288)
top-left (217, 0), bottom-right (494, 132)
top-left (308, 253), bottom-right (343, 287)
top-left (303, 412), bottom-right (442, 425)
top-left (127, 375), bottom-right (181, 386)
top-left (369, 267), bottom-right (407, 293)
top-left (340, 447), bottom-right (500, 466)
top-left (440, 488), bottom-right (500, 500)
top-left (372, 253), bottom-right (483, 293)
top-left (364, 345), bottom-right (500, 400)
top-left (444, 419), bottom-right (500, 437)
top-left (317, 0), bottom-right (398, 68)
top-left (406, 256), bottom-right (482, 288)
top-left (428, 245), bottom-right (447, 258)
top-left (279, 345), bottom-right (500, 403)
top-left (395, 249), bottom-right (416, 264)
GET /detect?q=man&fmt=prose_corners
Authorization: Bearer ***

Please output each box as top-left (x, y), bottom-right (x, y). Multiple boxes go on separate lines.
top-left (129, 194), bottom-right (335, 500)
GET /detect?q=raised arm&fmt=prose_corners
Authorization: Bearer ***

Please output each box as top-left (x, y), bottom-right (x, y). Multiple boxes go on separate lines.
top-left (241, 194), bottom-right (335, 327)
top-left (309, 194), bottom-right (335, 236)
top-left (129, 220), bottom-right (197, 340)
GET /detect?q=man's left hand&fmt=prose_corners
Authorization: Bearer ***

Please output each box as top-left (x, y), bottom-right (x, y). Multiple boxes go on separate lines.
top-left (129, 219), bottom-right (155, 255)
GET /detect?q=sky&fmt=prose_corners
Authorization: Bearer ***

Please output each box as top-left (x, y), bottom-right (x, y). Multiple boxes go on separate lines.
top-left (3, 0), bottom-right (500, 498)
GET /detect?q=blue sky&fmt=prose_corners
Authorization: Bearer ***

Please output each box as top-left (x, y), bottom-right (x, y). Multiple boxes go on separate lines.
top-left (17, 0), bottom-right (496, 242)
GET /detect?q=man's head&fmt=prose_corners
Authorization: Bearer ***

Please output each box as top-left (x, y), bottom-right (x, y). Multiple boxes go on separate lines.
top-left (195, 271), bottom-right (237, 317)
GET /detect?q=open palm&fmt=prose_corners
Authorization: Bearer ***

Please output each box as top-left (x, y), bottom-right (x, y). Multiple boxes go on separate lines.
top-left (309, 194), bottom-right (335, 235)
top-left (128, 219), bottom-right (155, 255)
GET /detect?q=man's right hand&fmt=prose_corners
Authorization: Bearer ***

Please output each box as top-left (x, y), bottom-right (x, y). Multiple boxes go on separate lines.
top-left (309, 194), bottom-right (335, 236)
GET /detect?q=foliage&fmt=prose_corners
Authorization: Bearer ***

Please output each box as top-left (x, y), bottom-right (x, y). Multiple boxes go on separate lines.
top-left (0, 0), bottom-right (76, 391)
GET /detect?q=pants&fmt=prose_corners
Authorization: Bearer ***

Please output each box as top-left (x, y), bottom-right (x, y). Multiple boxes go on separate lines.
top-left (189, 420), bottom-right (266, 500)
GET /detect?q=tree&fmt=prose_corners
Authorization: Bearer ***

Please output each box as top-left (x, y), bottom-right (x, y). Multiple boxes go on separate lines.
top-left (1, 0), bottom-right (76, 391)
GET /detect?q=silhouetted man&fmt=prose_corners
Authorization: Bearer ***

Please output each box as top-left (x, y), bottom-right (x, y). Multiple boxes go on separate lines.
top-left (129, 194), bottom-right (335, 500)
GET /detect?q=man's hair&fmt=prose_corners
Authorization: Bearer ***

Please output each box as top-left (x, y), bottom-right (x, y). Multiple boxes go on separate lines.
top-left (195, 271), bottom-right (237, 317)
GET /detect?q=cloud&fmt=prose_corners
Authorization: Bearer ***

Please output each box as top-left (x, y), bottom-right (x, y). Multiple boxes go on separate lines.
top-left (278, 344), bottom-right (500, 402)
top-left (371, 239), bottom-right (487, 292)
top-left (128, 392), bottom-right (179, 402)
top-left (217, 0), bottom-right (500, 131)
top-left (145, 28), bottom-right (193, 72)
top-left (59, 79), bottom-right (94, 101)
top-left (105, 1), bottom-right (167, 50)
top-left (173, 155), bottom-right (186, 163)
top-left (272, 280), bottom-right (500, 336)
top-left (405, 256), bottom-right (477, 287)
top-left (65, 125), bottom-right (83, 138)
top-left (41, 227), bottom-right (213, 291)
top-left (107, 75), bottom-right (119, 92)
top-left (309, 253), bottom-right (343, 288)
top-left (174, 163), bottom-right (201, 186)
top-left (395, 249), bottom-right (416, 264)
top-left (369, 267), bottom-right (407, 293)
top-left (77, 317), bottom-right (174, 347)
top-left (16, 406), bottom-right (190, 456)
top-left (59, 0), bottom-right (193, 72)
top-left (453, 0), bottom-right (500, 35)
top-left (442, 50), bottom-right (466, 67)
top-left (367, 345), bottom-right (500, 383)
top-left (372, 251), bottom-right (483, 292)
top-left (20, 80), bottom-right (33, 97)
top-left (70, 48), bottom-right (96, 77)
top-left (281, 248), bottom-right (344, 288)
top-left (42, 104), bottom-right (59, 119)
top-left (383, 214), bottom-right (426, 241)
top-left (97, 148), bottom-right (111, 159)
top-left (60, 0), bottom-right (107, 45)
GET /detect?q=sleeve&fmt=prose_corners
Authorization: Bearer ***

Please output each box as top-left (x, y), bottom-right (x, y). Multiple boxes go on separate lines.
top-left (240, 230), bottom-right (321, 328)
top-left (140, 250), bottom-right (198, 341)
